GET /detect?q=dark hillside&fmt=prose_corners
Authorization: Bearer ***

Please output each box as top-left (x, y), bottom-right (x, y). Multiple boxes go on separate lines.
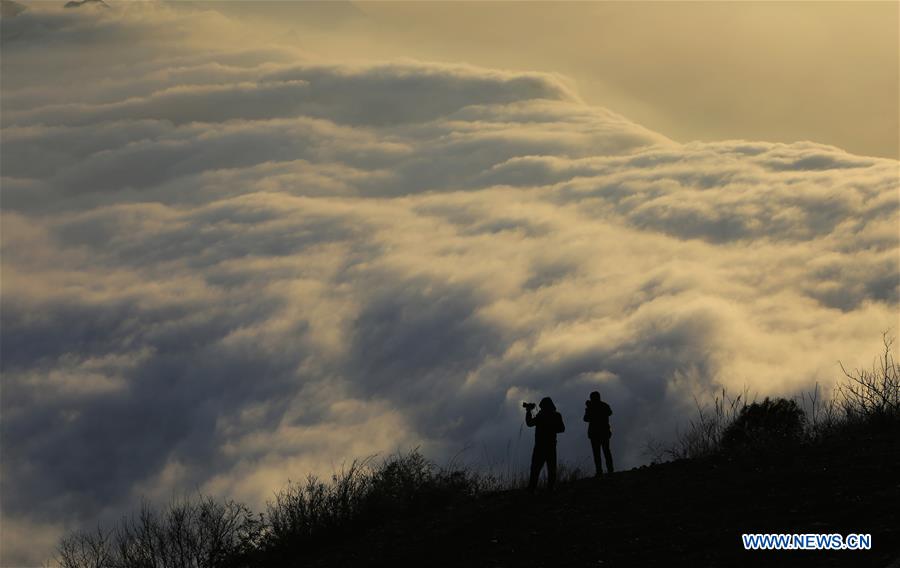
top-left (304, 429), bottom-right (899, 568)
top-left (54, 420), bottom-right (900, 568)
top-left (56, 341), bottom-right (900, 568)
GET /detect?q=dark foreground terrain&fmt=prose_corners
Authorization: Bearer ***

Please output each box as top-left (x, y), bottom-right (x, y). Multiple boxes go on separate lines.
top-left (305, 430), bottom-right (899, 568)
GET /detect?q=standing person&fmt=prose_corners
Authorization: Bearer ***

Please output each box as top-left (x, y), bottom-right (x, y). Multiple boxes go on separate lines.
top-left (525, 397), bottom-right (565, 492)
top-left (584, 391), bottom-right (614, 477)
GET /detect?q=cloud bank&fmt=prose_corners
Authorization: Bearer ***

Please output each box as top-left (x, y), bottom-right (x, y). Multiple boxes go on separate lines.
top-left (1, 3), bottom-right (897, 565)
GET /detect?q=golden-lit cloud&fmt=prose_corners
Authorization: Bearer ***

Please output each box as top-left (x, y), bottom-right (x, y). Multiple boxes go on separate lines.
top-left (342, 2), bottom-right (899, 160)
top-left (1, 2), bottom-right (897, 566)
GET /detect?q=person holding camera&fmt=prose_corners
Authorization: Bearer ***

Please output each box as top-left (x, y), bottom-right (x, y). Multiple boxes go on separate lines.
top-left (524, 397), bottom-right (565, 492)
top-left (584, 391), bottom-right (614, 477)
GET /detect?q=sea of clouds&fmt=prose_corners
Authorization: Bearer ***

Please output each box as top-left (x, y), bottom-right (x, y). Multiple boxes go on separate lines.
top-left (1, 3), bottom-right (898, 564)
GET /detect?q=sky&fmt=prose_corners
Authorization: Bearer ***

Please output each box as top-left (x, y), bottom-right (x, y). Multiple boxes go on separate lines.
top-left (1, 1), bottom-right (898, 565)
top-left (202, 1), bottom-right (900, 159)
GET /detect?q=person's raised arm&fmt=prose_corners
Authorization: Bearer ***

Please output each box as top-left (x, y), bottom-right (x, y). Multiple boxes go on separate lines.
top-left (557, 412), bottom-right (566, 433)
top-left (525, 408), bottom-right (536, 427)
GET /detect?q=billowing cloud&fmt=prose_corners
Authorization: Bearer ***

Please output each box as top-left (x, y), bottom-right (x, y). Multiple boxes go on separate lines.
top-left (1, 3), bottom-right (897, 566)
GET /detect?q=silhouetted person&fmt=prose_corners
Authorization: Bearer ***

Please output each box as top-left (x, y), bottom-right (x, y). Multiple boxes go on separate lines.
top-left (584, 391), bottom-right (614, 477)
top-left (525, 397), bottom-right (565, 492)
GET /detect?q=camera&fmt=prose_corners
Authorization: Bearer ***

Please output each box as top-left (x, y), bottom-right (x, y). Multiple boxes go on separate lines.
top-left (522, 402), bottom-right (536, 411)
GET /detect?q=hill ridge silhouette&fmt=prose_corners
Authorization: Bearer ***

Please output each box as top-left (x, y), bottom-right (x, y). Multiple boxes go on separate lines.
top-left (57, 339), bottom-right (900, 567)
top-left (301, 429), bottom-right (899, 568)
top-left (56, 416), bottom-right (900, 568)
